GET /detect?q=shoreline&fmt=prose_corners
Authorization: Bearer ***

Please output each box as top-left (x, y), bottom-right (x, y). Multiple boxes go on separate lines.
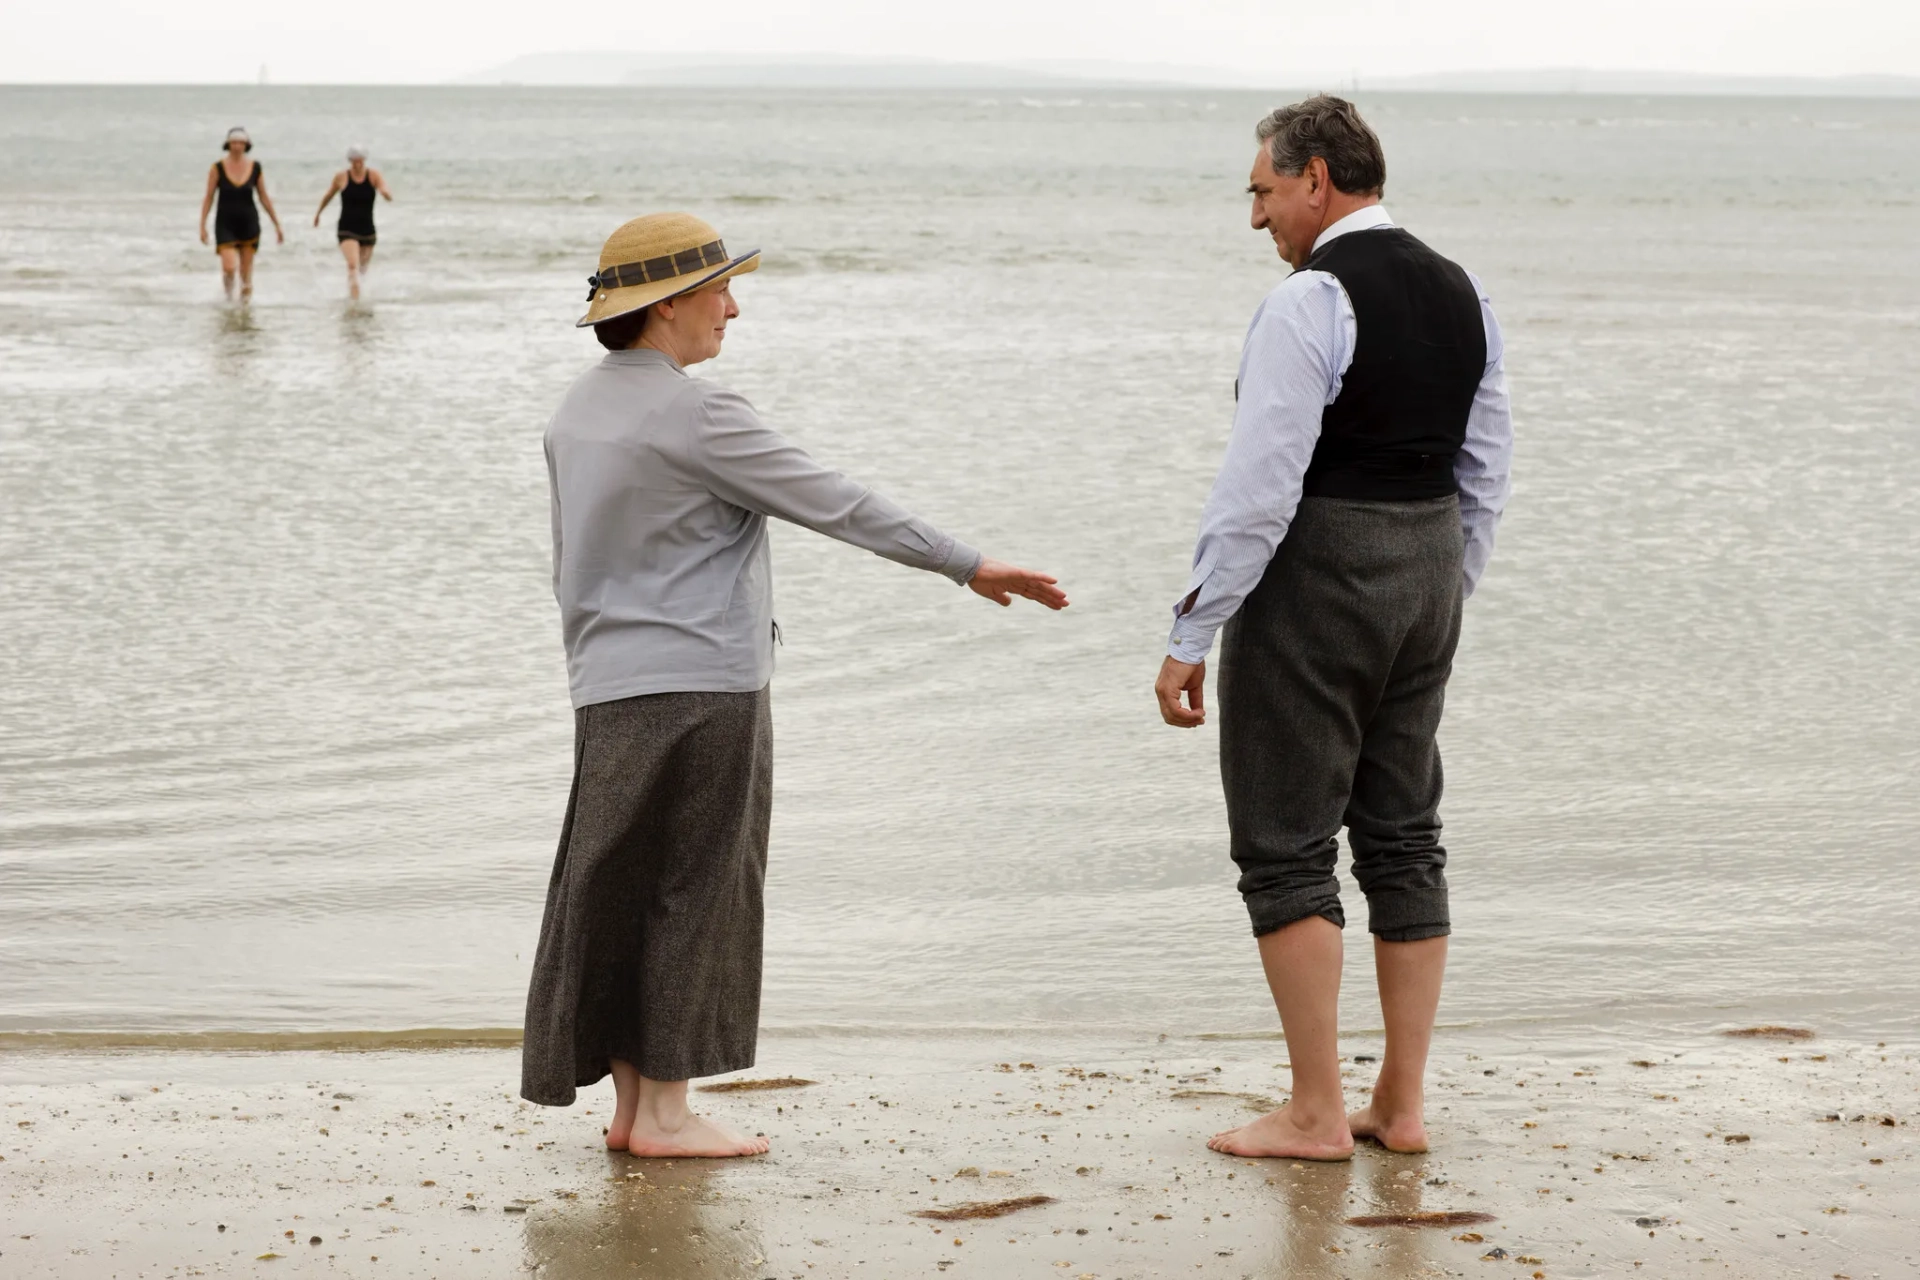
top-left (3, 1027), bottom-right (1913, 1278)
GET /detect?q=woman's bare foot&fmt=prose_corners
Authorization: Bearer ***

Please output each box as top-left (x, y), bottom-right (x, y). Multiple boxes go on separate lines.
top-left (1348, 1101), bottom-right (1429, 1153)
top-left (605, 1097), bottom-right (638, 1151)
top-left (603, 1062), bottom-right (766, 1158)
top-left (605, 1059), bottom-right (640, 1149)
top-left (626, 1111), bottom-right (768, 1159)
top-left (1206, 1102), bottom-right (1353, 1160)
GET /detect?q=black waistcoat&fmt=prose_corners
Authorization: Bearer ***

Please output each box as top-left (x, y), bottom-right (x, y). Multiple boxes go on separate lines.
top-left (1299, 226), bottom-right (1486, 501)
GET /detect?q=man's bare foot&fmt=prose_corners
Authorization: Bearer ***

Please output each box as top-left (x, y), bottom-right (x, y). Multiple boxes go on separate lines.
top-left (1206, 1103), bottom-right (1353, 1160)
top-left (1348, 1101), bottom-right (1429, 1153)
top-left (626, 1111), bottom-right (768, 1159)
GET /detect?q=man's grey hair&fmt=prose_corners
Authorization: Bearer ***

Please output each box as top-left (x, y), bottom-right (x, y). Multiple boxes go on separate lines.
top-left (1255, 94), bottom-right (1386, 197)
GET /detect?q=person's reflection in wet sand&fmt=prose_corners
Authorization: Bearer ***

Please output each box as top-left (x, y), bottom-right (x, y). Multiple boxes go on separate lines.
top-left (521, 1158), bottom-right (766, 1280)
top-left (1254, 1150), bottom-right (1458, 1277)
top-left (1256, 1156), bottom-right (1351, 1275)
top-left (1356, 1148), bottom-right (1445, 1275)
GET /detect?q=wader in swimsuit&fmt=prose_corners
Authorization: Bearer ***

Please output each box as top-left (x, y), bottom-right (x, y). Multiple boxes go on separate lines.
top-left (213, 161), bottom-right (263, 251)
top-left (337, 173), bottom-right (377, 247)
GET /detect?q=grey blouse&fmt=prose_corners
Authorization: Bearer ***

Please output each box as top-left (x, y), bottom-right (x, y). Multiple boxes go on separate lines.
top-left (545, 348), bottom-right (982, 707)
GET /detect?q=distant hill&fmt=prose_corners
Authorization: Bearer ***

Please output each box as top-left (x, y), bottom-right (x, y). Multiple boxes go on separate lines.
top-left (455, 53), bottom-right (1102, 89)
top-left (454, 53), bottom-right (1920, 99)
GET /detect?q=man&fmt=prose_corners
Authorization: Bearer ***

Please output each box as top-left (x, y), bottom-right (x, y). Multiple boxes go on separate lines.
top-left (1155, 96), bottom-right (1512, 1160)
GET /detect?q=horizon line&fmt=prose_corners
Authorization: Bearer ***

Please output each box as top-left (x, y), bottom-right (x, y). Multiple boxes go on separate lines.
top-left (3, 60), bottom-right (1919, 95)
top-left (5, 77), bottom-right (1920, 98)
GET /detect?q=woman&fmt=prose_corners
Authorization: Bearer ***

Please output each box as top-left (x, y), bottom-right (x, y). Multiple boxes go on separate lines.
top-left (197, 128), bottom-right (284, 302)
top-left (521, 212), bottom-right (1067, 1158)
top-left (313, 146), bottom-right (394, 300)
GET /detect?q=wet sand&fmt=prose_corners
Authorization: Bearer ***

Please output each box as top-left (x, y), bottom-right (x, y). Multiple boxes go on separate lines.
top-left (2, 1028), bottom-right (1912, 1278)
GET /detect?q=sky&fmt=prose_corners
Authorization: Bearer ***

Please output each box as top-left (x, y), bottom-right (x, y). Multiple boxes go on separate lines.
top-left (3, 0), bottom-right (1917, 84)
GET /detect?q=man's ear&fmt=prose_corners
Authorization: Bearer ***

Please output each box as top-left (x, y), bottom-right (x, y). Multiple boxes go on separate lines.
top-left (1307, 156), bottom-right (1328, 198)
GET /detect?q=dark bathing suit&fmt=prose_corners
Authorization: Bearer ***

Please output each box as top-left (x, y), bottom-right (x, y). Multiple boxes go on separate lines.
top-left (213, 161), bottom-right (262, 250)
top-left (337, 173), bottom-right (376, 246)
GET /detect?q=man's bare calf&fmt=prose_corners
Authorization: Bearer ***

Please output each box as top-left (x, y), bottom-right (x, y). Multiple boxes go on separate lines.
top-left (1205, 918), bottom-right (1447, 1160)
top-left (604, 1058), bottom-right (768, 1159)
top-left (1208, 917), bottom-right (1355, 1159)
top-left (1347, 933), bottom-right (1445, 1152)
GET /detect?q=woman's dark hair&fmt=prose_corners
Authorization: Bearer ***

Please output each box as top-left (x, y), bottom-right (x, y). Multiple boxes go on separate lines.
top-left (593, 305), bottom-right (651, 351)
top-left (1255, 94), bottom-right (1386, 197)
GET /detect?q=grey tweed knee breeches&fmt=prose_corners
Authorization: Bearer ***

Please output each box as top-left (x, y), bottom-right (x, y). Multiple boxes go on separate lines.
top-left (1218, 495), bottom-right (1464, 943)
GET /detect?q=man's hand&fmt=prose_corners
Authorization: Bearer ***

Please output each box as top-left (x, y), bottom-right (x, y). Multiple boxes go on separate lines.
top-left (1155, 656), bottom-right (1206, 727)
top-left (968, 558), bottom-right (1068, 610)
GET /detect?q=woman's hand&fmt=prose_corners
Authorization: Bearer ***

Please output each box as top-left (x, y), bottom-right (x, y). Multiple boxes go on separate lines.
top-left (968, 558), bottom-right (1068, 610)
top-left (274, 224), bottom-right (286, 245)
top-left (198, 225), bottom-right (209, 245)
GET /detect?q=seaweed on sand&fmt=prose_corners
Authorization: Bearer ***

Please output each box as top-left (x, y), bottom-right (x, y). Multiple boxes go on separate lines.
top-left (913, 1195), bottom-right (1056, 1221)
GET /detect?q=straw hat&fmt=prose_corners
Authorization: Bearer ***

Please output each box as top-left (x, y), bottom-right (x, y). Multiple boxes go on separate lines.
top-left (577, 213), bottom-right (759, 328)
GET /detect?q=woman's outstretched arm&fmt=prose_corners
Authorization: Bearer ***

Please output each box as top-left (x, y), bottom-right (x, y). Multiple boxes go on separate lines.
top-left (688, 387), bottom-right (1067, 610)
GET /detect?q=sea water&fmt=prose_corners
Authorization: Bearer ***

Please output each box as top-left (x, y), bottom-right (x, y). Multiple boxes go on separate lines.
top-left (1, 86), bottom-right (1916, 1044)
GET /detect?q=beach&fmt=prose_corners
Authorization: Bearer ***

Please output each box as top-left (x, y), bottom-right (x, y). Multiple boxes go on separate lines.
top-left (3, 1027), bottom-right (1914, 1277)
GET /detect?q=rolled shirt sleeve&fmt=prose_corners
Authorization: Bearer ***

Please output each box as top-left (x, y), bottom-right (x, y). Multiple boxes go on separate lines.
top-left (1167, 272), bottom-right (1353, 663)
top-left (1456, 275), bottom-right (1514, 599)
top-left (687, 387), bottom-right (983, 585)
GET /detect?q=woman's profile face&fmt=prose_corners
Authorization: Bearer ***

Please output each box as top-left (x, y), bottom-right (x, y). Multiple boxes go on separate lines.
top-left (673, 280), bottom-right (740, 365)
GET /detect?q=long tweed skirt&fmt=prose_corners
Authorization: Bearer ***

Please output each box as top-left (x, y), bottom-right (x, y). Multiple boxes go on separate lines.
top-left (520, 686), bottom-right (772, 1106)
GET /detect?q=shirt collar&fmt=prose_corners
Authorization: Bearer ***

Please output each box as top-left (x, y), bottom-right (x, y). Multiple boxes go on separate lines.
top-left (1311, 204), bottom-right (1395, 254)
top-left (601, 347), bottom-right (685, 374)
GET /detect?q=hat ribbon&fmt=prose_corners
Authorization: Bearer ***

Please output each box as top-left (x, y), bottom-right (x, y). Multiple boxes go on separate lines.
top-left (587, 239), bottom-right (730, 301)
